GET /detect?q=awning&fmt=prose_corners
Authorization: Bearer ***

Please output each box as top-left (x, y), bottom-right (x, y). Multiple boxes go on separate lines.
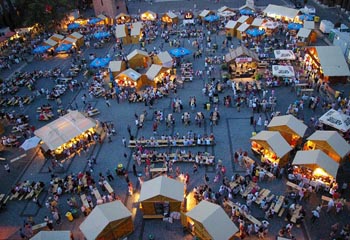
top-left (251, 131), bottom-right (292, 158)
top-left (292, 150), bottom-right (339, 178)
top-left (314, 46), bottom-right (350, 77)
top-left (272, 65), bottom-right (295, 77)
top-left (274, 50), bottom-right (296, 60)
top-left (319, 109), bottom-right (350, 132)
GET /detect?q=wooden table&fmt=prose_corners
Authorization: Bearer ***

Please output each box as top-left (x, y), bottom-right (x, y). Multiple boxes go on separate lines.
top-left (255, 189), bottom-right (271, 204)
top-left (103, 181), bottom-right (114, 194)
top-left (241, 182), bottom-right (257, 198)
top-left (93, 188), bottom-right (102, 200)
top-left (286, 181), bottom-right (302, 191)
top-left (244, 213), bottom-right (262, 226)
top-left (274, 196), bottom-right (285, 213)
top-left (150, 167), bottom-right (168, 177)
top-left (290, 205), bottom-right (302, 223)
top-left (80, 194), bottom-right (89, 208)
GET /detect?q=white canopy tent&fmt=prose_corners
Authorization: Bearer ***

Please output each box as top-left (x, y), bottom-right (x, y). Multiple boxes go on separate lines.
top-left (115, 24), bottom-right (127, 38)
top-left (319, 109), bottom-right (350, 132)
top-left (155, 51), bottom-right (173, 68)
top-left (314, 46), bottom-right (350, 77)
top-left (274, 50), bottom-right (296, 60)
top-left (108, 61), bottom-right (123, 73)
top-left (145, 64), bottom-right (164, 80)
top-left (30, 231), bottom-right (71, 240)
top-left (297, 28), bottom-right (312, 39)
top-left (272, 65), bottom-right (295, 77)
top-left (263, 4), bottom-right (300, 20)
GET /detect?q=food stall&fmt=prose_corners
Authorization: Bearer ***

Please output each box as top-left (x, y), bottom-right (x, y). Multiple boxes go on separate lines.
top-left (108, 60), bottom-right (126, 77)
top-left (251, 18), bottom-right (265, 28)
top-left (130, 21), bottom-right (143, 44)
top-left (261, 21), bottom-right (280, 36)
top-left (292, 150), bottom-right (339, 188)
top-left (263, 4), bottom-right (300, 22)
top-left (225, 20), bottom-right (239, 37)
top-left (250, 130), bottom-right (293, 167)
top-left (115, 24), bottom-right (130, 45)
top-left (68, 32), bottom-right (84, 48)
top-left (139, 176), bottom-right (184, 218)
top-left (161, 12), bottom-right (179, 25)
top-left (182, 200), bottom-right (238, 240)
top-left (236, 22), bottom-right (250, 40)
top-left (115, 13), bottom-right (131, 24)
top-left (319, 109), bottom-right (350, 133)
top-left (183, 11), bottom-right (195, 25)
top-left (49, 34), bottom-right (65, 43)
top-left (237, 15), bottom-right (254, 25)
top-left (116, 68), bottom-right (144, 90)
top-left (225, 46), bottom-right (259, 78)
top-left (127, 49), bottom-right (150, 69)
top-left (43, 38), bottom-right (58, 48)
top-left (267, 114), bottom-right (308, 147)
top-left (79, 201), bottom-right (134, 240)
top-left (274, 50), bottom-right (296, 61)
top-left (296, 28), bottom-right (312, 46)
top-left (140, 10), bottom-right (157, 21)
top-left (198, 10), bottom-right (215, 21)
top-left (145, 64), bottom-right (170, 86)
top-left (304, 130), bottom-right (350, 163)
top-left (34, 111), bottom-right (99, 160)
top-left (304, 46), bottom-right (350, 84)
top-left (30, 231), bottom-right (72, 240)
top-left (153, 51), bottom-right (173, 68)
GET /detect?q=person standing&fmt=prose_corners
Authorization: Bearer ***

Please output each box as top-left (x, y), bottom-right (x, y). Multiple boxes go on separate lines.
top-left (106, 169), bottom-right (114, 181)
top-left (311, 209), bottom-right (320, 223)
top-left (4, 163), bottom-right (10, 173)
top-left (327, 198), bottom-right (335, 213)
top-left (132, 164), bottom-right (137, 176)
top-left (122, 137), bottom-right (126, 147)
top-left (33, 196), bottom-right (42, 208)
top-left (105, 97), bottom-right (111, 107)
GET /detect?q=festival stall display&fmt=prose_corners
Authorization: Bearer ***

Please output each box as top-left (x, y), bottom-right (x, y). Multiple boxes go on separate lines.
top-left (198, 10), bottom-right (215, 21)
top-left (292, 150), bottom-right (339, 187)
top-left (263, 4), bottom-right (300, 22)
top-left (272, 65), bottom-right (295, 78)
top-left (304, 46), bottom-right (350, 84)
top-left (225, 20), bottom-right (239, 37)
top-left (225, 46), bottom-right (259, 78)
top-left (139, 176), bottom-right (184, 218)
top-left (43, 38), bottom-right (58, 48)
top-left (140, 10), bottom-right (157, 21)
top-left (97, 14), bottom-right (111, 25)
top-left (116, 68), bottom-right (143, 90)
top-left (237, 15), bottom-right (254, 25)
top-left (161, 12), bottom-right (179, 25)
top-left (218, 6), bottom-right (236, 18)
top-left (115, 24), bottom-right (130, 45)
top-left (130, 22), bottom-right (143, 44)
top-left (304, 130), bottom-right (350, 163)
top-left (183, 11), bottom-right (195, 25)
top-left (145, 64), bottom-right (170, 86)
top-left (319, 109), bottom-right (350, 133)
top-left (115, 13), bottom-right (131, 24)
top-left (49, 34), bottom-right (65, 43)
top-left (127, 49), bottom-right (150, 69)
top-left (250, 131), bottom-right (293, 166)
top-left (34, 111), bottom-right (99, 159)
top-left (236, 22), bottom-right (250, 40)
top-left (251, 18), bottom-right (265, 28)
top-left (261, 21), bottom-right (280, 35)
top-left (108, 61), bottom-right (126, 77)
top-left (79, 201), bottom-right (134, 240)
top-left (267, 114), bottom-right (308, 147)
top-left (30, 231), bottom-right (72, 240)
top-left (153, 51), bottom-right (173, 68)
top-left (274, 50), bottom-right (296, 60)
top-left (183, 200), bottom-right (239, 240)
top-left (68, 32), bottom-right (84, 48)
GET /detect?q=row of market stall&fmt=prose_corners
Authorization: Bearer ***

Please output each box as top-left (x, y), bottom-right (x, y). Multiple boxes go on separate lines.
top-left (33, 32), bottom-right (84, 54)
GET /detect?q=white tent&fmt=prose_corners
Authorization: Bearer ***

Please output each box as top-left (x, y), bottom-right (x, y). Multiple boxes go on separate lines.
top-left (127, 49), bottom-right (148, 61)
top-left (251, 18), bottom-right (265, 27)
top-left (30, 231), bottom-right (71, 240)
top-left (272, 65), bottom-right (295, 77)
top-left (297, 28), bottom-right (312, 39)
top-left (115, 24), bottom-right (127, 38)
top-left (251, 131), bottom-right (292, 158)
top-left (146, 64), bottom-right (163, 80)
top-left (130, 22), bottom-right (143, 37)
top-left (186, 200), bottom-right (239, 239)
top-left (118, 68), bottom-right (141, 81)
top-left (108, 61), bottom-right (123, 73)
top-left (263, 4), bottom-right (300, 20)
top-left (268, 114), bottom-right (308, 138)
top-left (314, 46), bottom-right (350, 77)
top-left (274, 50), bottom-right (296, 60)
top-left (34, 111), bottom-right (97, 150)
top-left (225, 20), bottom-right (238, 29)
top-left (292, 150), bottom-right (339, 178)
top-left (319, 109), bottom-right (350, 132)
top-left (156, 51), bottom-right (173, 68)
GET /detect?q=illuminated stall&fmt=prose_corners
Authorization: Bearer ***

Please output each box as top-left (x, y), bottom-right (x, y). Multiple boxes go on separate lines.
top-left (153, 51), bottom-right (173, 68)
top-left (225, 20), bottom-right (239, 37)
top-left (139, 176), bottom-right (184, 218)
top-left (130, 22), bottom-right (143, 44)
top-left (49, 33), bottom-right (65, 43)
top-left (145, 64), bottom-right (170, 86)
top-left (261, 20), bottom-right (280, 36)
top-left (97, 14), bottom-right (111, 25)
top-left (250, 131), bottom-right (292, 166)
top-left (182, 200), bottom-right (238, 240)
top-left (292, 150), bottom-right (339, 187)
top-left (34, 111), bottom-right (99, 159)
top-left (319, 109), bottom-right (350, 133)
top-left (161, 12), bottom-right (179, 25)
top-left (304, 46), bottom-right (350, 84)
top-left (127, 49), bottom-right (150, 69)
top-left (68, 32), bottom-right (84, 48)
top-left (115, 24), bottom-right (130, 45)
top-left (116, 68), bottom-right (143, 90)
top-left (304, 130), bottom-right (350, 163)
top-left (116, 13), bottom-right (131, 24)
top-left (267, 114), bottom-right (307, 147)
top-left (183, 11), bottom-right (195, 25)
top-left (30, 231), bottom-right (72, 240)
top-left (263, 4), bottom-right (300, 22)
top-left (140, 10), bottom-right (157, 21)
top-left (62, 37), bottom-right (78, 48)
top-left (236, 22), bottom-right (250, 40)
top-left (108, 60), bottom-right (126, 77)
top-left (296, 28), bottom-right (312, 46)
top-left (225, 46), bottom-right (259, 78)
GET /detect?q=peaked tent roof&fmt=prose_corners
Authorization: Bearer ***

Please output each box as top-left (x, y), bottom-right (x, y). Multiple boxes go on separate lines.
top-left (63, 37), bottom-right (77, 44)
top-left (225, 20), bottom-right (239, 29)
top-left (237, 22), bottom-right (250, 32)
top-left (70, 32), bottom-right (83, 39)
top-left (218, 6), bottom-right (235, 12)
top-left (251, 18), bottom-right (265, 27)
top-left (115, 24), bottom-right (127, 38)
top-left (139, 176), bottom-right (184, 202)
top-left (186, 201), bottom-right (239, 239)
top-left (127, 49), bottom-right (148, 60)
top-left (250, 131), bottom-right (292, 158)
top-left (79, 201), bottom-right (132, 240)
top-left (292, 150), bottom-right (339, 178)
top-left (97, 14), bottom-right (107, 20)
top-left (199, 10), bottom-right (212, 18)
top-left (314, 46), bottom-right (350, 77)
top-left (164, 11), bottom-right (177, 19)
top-left (225, 45), bottom-right (259, 63)
top-left (303, 21), bottom-right (315, 29)
top-left (263, 4), bottom-right (300, 19)
top-left (297, 28), bottom-right (311, 38)
top-left (109, 60), bottom-right (123, 72)
top-left (307, 130), bottom-right (350, 158)
top-left (44, 38), bottom-right (57, 47)
top-left (30, 231), bottom-right (71, 240)
top-left (146, 64), bottom-right (163, 80)
top-left (51, 33), bottom-right (65, 41)
top-left (118, 68), bottom-right (141, 81)
top-left (156, 51), bottom-right (173, 68)
top-left (238, 15), bottom-right (249, 23)
top-left (130, 22), bottom-right (143, 36)
top-left (268, 114), bottom-right (307, 137)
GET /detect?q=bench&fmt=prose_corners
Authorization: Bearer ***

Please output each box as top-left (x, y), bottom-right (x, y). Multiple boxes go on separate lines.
top-left (103, 181), bottom-right (114, 194)
top-left (278, 208), bottom-right (285, 217)
top-left (143, 214), bottom-right (164, 219)
top-left (80, 194), bottom-right (89, 208)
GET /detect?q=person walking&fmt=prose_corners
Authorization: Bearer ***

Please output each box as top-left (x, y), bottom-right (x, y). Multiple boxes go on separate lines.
top-left (105, 97), bottom-right (111, 107)
top-left (122, 137), bottom-right (126, 147)
top-left (4, 163), bottom-right (10, 173)
top-left (33, 196), bottom-right (42, 208)
top-left (133, 164), bottom-right (137, 176)
top-left (311, 209), bottom-right (320, 223)
top-left (327, 198), bottom-right (335, 212)
top-left (106, 169), bottom-right (114, 181)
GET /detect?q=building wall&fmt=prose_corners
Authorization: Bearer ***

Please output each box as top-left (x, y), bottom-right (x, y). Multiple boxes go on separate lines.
top-left (93, 0), bottom-right (127, 18)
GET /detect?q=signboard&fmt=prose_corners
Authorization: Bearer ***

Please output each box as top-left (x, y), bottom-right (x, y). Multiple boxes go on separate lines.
top-left (235, 57), bottom-right (252, 63)
top-left (272, 65), bottom-right (295, 77)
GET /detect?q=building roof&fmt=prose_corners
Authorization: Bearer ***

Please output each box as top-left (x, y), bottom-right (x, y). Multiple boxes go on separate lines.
top-left (97, 14), bottom-right (107, 20)
top-left (218, 6), bottom-right (235, 13)
top-left (237, 22), bottom-right (250, 32)
top-left (70, 32), bottom-right (83, 39)
top-left (303, 21), bottom-right (315, 29)
top-left (164, 11), bottom-right (177, 19)
top-left (156, 51), bottom-right (173, 68)
top-left (238, 15), bottom-right (249, 23)
top-left (146, 64), bottom-right (163, 80)
top-left (30, 231), bottom-right (71, 240)
top-left (263, 4), bottom-right (300, 19)
top-left (225, 45), bottom-right (259, 63)
top-left (186, 201), bottom-right (239, 239)
top-left (44, 38), bottom-right (57, 47)
top-left (268, 114), bottom-right (307, 137)
top-left (307, 130), bottom-right (350, 158)
top-left (127, 49), bottom-right (148, 60)
top-left (251, 18), bottom-right (265, 27)
top-left (297, 28), bottom-right (311, 38)
top-left (79, 201), bottom-right (132, 240)
top-left (108, 61), bottom-right (123, 72)
top-left (292, 150), bottom-right (339, 178)
top-left (63, 37), bottom-right (77, 44)
top-left (118, 68), bottom-right (141, 81)
top-left (130, 22), bottom-right (143, 36)
top-left (199, 10), bottom-right (212, 18)
top-left (225, 20), bottom-right (238, 29)
top-left (115, 24), bottom-right (127, 38)
top-left (314, 46), bottom-right (350, 77)
top-left (250, 131), bottom-right (292, 158)
top-left (139, 176), bottom-right (184, 202)
top-left (51, 33), bottom-right (64, 40)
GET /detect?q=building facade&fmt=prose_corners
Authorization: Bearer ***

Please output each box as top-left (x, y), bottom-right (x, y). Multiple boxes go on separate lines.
top-left (92, 0), bottom-right (127, 18)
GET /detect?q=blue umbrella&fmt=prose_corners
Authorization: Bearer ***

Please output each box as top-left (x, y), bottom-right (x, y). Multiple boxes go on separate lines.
top-left (204, 15), bottom-right (219, 22)
top-left (67, 23), bottom-right (81, 30)
top-left (246, 28), bottom-right (265, 37)
top-left (288, 23), bottom-right (303, 30)
top-left (169, 47), bottom-right (192, 57)
top-left (93, 32), bottom-right (111, 39)
top-left (240, 9), bottom-right (254, 15)
top-left (33, 45), bottom-right (50, 54)
top-left (90, 57), bottom-right (111, 68)
top-left (298, 14), bottom-right (314, 21)
top-left (88, 17), bottom-right (102, 25)
top-left (55, 43), bottom-right (73, 53)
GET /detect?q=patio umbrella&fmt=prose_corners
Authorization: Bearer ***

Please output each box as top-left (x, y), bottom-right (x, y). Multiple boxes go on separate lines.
top-left (204, 15), bottom-right (219, 22)
top-left (246, 28), bottom-right (265, 37)
top-left (55, 43), bottom-right (73, 53)
top-left (20, 136), bottom-right (41, 151)
top-left (288, 23), bottom-right (303, 30)
top-left (169, 47), bottom-right (192, 57)
top-left (240, 9), bottom-right (254, 15)
top-left (90, 57), bottom-right (111, 68)
top-left (298, 14), bottom-right (314, 21)
top-left (88, 17), bottom-right (102, 25)
top-left (93, 32), bottom-right (111, 39)
top-left (67, 23), bottom-right (81, 30)
top-left (33, 45), bottom-right (50, 54)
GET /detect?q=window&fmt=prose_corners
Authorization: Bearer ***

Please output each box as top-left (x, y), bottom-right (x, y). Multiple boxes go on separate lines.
top-left (101, 0), bottom-right (103, 6)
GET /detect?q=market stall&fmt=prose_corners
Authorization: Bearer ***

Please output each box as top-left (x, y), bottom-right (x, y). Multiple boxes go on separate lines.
top-left (261, 20), bottom-right (280, 35)
top-left (139, 176), bottom-right (184, 218)
top-left (237, 15), bottom-right (254, 25)
top-left (183, 200), bottom-right (238, 240)
top-left (127, 49), bottom-right (150, 69)
top-left (62, 37), bottom-right (78, 49)
top-left (183, 11), bottom-right (195, 25)
top-left (250, 130), bottom-right (293, 166)
top-left (140, 10), bottom-right (157, 21)
top-left (292, 150), bottom-right (339, 187)
top-left (304, 130), bottom-right (350, 162)
top-left (251, 18), bottom-right (265, 28)
top-left (267, 114), bottom-right (308, 147)
top-left (319, 109), bottom-right (350, 133)
top-left (130, 22), bottom-right (143, 44)
top-left (236, 22), bottom-right (250, 40)
top-left (68, 32), bottom-right (84, 48)
top-left (263, 4), bottom-right (300, 22)
top-left (49, 33), bottom-right (65, 43)
top-left (274, 50), bottom-right (296, 60)
top-left (218, 6), bottom-right (236, 18)
top-left (304, 46), bottom-right (350, 84)
top-left (115, 13), bottom-right (131, 24)
top-left (108, 60), bottom-right (126, 77)
top-left (198, 10), bottom-right (215, 21)
top-left (116, 68), bottom-right (144, 90)
top-left (97, 14), bottom-right (111, 25)
top-left (145, 64), bottom-right (170, 86)
top-left (297, 28), bottom-right (312, 46)
top-left (30, 231), bottom-right (71, 240)
top-left (225, 46), bottom-right (259, 78)
top-left (43, 38), bottom-right (58, 48)
top-left (225, 20), bottom-right (239, 37)
top-left (153, 51), bottom-right (173, 68)
top-left (272, 65), bottom-right (295, 78)
top-left (161, 12), bottom-right (179, 25)
top-left (115, 24), bottom-right (130, 45)
top-left (79, 201), bottom-right (134, 240)
top-left (34, 111), bottom-right (99, 159)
